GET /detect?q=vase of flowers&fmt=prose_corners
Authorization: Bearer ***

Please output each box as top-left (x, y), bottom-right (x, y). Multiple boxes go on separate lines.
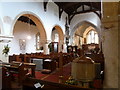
top-left (2, 44), bottom-right (10, 57)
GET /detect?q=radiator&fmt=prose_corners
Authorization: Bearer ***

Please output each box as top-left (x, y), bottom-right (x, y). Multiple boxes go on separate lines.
top-left (32, 58), bottom-right (43, 71)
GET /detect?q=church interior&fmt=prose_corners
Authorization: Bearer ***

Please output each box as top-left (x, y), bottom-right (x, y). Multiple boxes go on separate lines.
top-left (0, 1), bottom-right (119, 89)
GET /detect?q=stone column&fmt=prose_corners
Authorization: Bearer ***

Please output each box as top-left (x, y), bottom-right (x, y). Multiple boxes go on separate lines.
top-left (62, 43), bottom-right (67, 53)
top-left (43, 43), bottom-right (49, 55)
top-left (43, 40), bottom-right (50, 55)
top-left (118, 2), bottom-right (120, 89)
top-left (101, 2), bottom-right (119, 88)
top-left (58, 41), bottom-right (64, 53)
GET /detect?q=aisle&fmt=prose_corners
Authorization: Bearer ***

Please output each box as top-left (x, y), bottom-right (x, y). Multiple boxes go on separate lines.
top-left (35, 63), bottom-right (71, 83)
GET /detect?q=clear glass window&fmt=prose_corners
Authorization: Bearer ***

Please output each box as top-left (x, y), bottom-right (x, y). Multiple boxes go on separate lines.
top-left (87, 30), bottom-right (99, 44)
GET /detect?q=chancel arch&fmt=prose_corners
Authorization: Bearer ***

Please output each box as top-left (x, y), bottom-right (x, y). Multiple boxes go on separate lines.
top-left (71, 21), bottom-right (100, 49)
top-left (70, 21), bottom-right (100, 46)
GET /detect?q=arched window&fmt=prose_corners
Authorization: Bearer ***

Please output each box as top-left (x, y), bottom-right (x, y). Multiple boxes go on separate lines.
top-left (51, 28), bottom-right (59, 42)
top-left (36, 32), bottom-right (40, 50)
top-left (54, 33), bottom-right (59, 42)
top-left (86, 30), bottom-right (99, 44)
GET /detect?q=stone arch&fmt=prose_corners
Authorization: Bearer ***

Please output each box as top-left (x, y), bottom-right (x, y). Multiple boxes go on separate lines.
top-left (70, 20), bottom-right (101, 45)
top-left (51, 25), bottom-right (64, 52)
top-left (11, 11), bottom-right (47, 42)
top-left (52, 25), bottom-right (64, 44)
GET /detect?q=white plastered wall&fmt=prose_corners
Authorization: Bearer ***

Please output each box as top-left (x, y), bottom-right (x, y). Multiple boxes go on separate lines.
top-left (0, 2), bottom-right (67, 39)
top-left (0, 2), bottom-right (67, 62)
top-left (9, 21), bottom-right (40, 55)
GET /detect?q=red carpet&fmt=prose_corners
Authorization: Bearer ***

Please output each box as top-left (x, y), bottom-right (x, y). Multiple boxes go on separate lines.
top-left (35, 63), bottom-right (71, 83)
top-left (35, 71), bottom-right (48, 79)
top-left (35, 63), bottom-right (103, 88)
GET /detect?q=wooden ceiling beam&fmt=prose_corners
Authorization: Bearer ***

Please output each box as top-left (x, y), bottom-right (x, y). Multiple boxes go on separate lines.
top-left (54, 2), bottom-right (101, 24)
top-left (93, 11), bottom-right (101, 19)
top-left (59, 7), bottom-right (63, 20)
top-left (43, 0), bottom-right (49, 11)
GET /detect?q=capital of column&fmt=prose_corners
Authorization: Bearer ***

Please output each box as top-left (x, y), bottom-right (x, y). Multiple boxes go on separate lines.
top-left (45, 40), bottom-right (52, 44)
top-left (0, 35), bottom-right (13, 43)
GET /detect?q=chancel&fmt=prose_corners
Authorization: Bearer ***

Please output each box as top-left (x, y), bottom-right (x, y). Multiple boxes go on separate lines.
top-left (0, 1), bottom-right (119, 89)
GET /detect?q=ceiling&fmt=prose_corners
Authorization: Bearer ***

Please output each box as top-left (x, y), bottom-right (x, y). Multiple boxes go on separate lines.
top-left (54, 2), bottom-right (101, 24)
top-left (18, 2), bottom-right (101, 25)
top-left (55, 2), bottom-right (101, 14)
top-left (18, 16), bottom-right (36, 26)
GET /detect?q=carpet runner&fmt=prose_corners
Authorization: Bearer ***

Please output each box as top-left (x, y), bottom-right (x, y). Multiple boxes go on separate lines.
top-left (35, 63), bottom-right (102, 88)
top-left (35, 63), bottom-right (71, 83)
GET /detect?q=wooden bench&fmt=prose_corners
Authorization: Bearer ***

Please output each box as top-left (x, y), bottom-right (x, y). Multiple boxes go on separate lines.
top-left (3, 61), bottom-right (36, 84)
top-left (22, 77), bottom-right (90, 89)
top-left (2, 67), bottom-right (12, 89)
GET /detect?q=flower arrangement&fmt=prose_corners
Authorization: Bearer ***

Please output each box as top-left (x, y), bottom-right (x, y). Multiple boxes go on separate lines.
top-left (65, 76), bottom-right (78, 85)
top-left (2, 44), bottom-right (10, 56)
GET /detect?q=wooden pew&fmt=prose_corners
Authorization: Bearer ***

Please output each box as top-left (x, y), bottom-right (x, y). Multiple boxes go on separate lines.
top-left (43, 59), bottom-right (56, 72)
top-left (3, 62), bottom-right (28, 84)
top-left (23, 62), bottom-right (36, 77)
top-left (8, 52), bottom-right (75, 74)
top-left (2, 67), bottom-right (12, 89)
top-left (3, 61), bottom-right (36, 84)
top-left (85, 53), bottom-right (104, 71)
top-left (22, 77), bottom-right (91, 89)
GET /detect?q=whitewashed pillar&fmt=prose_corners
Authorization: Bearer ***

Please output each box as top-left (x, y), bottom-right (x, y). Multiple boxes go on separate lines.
top-left (43, 40), bottom-right (51, 55)
top-left (62, 43), bottom-right (67, 53)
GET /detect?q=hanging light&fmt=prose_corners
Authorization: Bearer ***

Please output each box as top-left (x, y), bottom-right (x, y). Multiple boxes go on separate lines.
top-left (27, 14), bottom-right (31, 40)
top-left (27, 35), bottom-right (31, 39)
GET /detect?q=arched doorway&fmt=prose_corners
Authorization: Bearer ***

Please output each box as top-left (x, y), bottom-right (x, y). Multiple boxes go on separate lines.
top-left (50, 25), bottom-right (64, 53)
top-left (9, 13), bottom-right (47, 54)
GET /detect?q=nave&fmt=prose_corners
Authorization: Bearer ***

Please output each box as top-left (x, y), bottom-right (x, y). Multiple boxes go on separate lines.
top-left (1, 45), bottom-right (104, 89)
top-left (0, 1), bottom-right (119, 89)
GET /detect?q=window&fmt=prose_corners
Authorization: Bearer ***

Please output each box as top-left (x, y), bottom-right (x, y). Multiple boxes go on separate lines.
top-left (51, 28), bottom-right (59, 42)
top-left (86, 30), bottom-right (99, 44)
top-left (54, 33), bottom-right (59, 42)
top-left (36, 32), bottom-right (40, 50)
